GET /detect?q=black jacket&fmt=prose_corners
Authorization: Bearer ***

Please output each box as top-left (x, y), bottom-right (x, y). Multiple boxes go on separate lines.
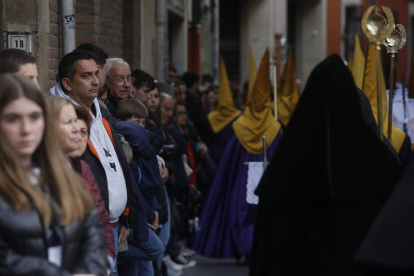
top-left (105, 92), bottom-right (122, 120)
top-left (0, 198), bottom-right (107, 276)
top-left (161, 120), bottom-right (189, 194)
top-left (145, 118), bottom-right (165, 154)
top-left (82, 103), bottom-right (137, 228)
top-left (185, 90), bottom-right (213, 143)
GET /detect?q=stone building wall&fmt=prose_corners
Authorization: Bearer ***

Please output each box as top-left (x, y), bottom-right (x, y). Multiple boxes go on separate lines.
top-left (1, 0), bottom-right (63, 90)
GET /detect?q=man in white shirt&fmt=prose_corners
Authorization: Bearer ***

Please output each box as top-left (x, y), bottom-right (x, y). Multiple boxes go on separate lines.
top-left (51, 51), bottom-right (137, 276)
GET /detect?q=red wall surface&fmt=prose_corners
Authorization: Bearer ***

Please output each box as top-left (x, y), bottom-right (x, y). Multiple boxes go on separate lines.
top-left (188, 24), bottom-right (201, 73)
top-left (327, 0), bottom-right (342, 56)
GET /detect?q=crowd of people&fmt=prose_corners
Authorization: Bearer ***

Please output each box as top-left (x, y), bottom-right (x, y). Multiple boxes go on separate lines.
top-left (2, 40), bottom-right (414, 276)
top-left (0, 45), bottom-right (229, 276)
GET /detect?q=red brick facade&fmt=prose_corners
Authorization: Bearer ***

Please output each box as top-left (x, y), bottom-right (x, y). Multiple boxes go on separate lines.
top-left (122, 0), bottom-right (141, 70)
top-left (76, 0), bottom-right (124, 58)
top-left (47, 0), bottom-right (142, 88)
top-left (48, 0), bottom-right (62, 88)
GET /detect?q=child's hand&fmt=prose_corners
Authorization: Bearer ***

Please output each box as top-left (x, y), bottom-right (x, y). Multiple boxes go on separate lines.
top-left (152, 211), bottom-right (159, 228)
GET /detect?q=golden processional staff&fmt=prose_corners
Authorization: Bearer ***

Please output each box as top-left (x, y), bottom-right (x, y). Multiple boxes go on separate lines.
top-left (383, 24), bottom-right (406, 141)
top-left (362, 6), bottom-right (394, 140)
top-left (272, 45), bottom-right (280, 121)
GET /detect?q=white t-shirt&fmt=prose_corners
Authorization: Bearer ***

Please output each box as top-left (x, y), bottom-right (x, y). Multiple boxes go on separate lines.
top-left (49, 84), bottom-right (128, 223)
top-left (89, 99), bottom-right (128, 223)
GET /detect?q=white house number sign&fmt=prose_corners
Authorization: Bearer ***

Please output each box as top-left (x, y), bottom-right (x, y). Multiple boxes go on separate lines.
top-left (7, 33), bottom-right (32, 53)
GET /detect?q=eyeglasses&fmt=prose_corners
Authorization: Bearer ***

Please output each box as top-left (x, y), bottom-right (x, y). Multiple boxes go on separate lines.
top-left (177, 111), bottom-right (187, 116)
top-left (109, 76), bottom-right (135, 86)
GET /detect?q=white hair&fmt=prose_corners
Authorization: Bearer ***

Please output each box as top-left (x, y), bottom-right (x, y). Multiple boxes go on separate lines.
top-left (161, 92), bottom-right (174, 101)
top-left (106, 58), bottom-right (130, 77)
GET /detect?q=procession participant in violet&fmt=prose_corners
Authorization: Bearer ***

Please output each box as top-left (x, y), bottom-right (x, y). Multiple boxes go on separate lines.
top-left (207, 57), bottom-right (241, 166)
top-left (190, 49), bottom-right (282, 259)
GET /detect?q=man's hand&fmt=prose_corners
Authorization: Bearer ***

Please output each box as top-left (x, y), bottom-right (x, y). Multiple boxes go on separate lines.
top-left (158, 162), bottom-right (164, 178)
top-left (118, 225), bottom-right (130, 244)
top-left (162, 167), bottom-right (169, 185)
top-left (199, 144), bottom-right (208, 158)
top-left (151, 211), bottom-right (160, 228)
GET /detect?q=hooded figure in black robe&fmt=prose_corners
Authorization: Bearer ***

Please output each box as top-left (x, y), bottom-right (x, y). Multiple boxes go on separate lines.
top-left (249, 54), bottom-right (403, 276)
top-left (356, 156), bottom-right (414, 275)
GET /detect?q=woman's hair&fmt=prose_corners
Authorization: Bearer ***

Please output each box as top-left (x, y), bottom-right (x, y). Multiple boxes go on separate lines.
top-left (47, 96), bottom-right (73, 142)
top-left (74, 105), bottom-right (92, 137)
top-left (0, 74), bottom-right (93, 227)
top-left (117, 97), bottom-right (148, 121)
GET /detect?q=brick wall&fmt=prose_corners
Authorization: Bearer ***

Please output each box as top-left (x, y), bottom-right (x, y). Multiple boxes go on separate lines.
top-left (123, 0), bottom-right (134, 66)
top-left (123, 0), bottom-right (142, 71)
top-left (76, 0), bottom-right (124, 58)
top-left (132, 0), bottom-right (142, 71)
top-left (48, 0), bottom-right (62, 89)
top-left (2, 0), bottom-right (145, 89)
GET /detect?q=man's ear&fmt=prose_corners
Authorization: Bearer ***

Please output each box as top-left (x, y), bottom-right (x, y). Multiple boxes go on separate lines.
top-left (62, 77), bottom-right (72, 92)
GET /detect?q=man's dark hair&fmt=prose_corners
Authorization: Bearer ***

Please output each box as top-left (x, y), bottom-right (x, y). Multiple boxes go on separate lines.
top-left (131, 69), bottom-right (156, 90)
top-left (99, 81), bottom-right (109, 99)
top-left (176, 100), bottom-right (186, 107)
top-left (181, 71), bottom-right (200, 89)
top-left (148, 111), bottom-right (158, 123)
top-left (117, 97), bottom-right (148, 121)
top-left (207, 85), bottom-right (218, 94)
top-left (202, 74), bottom-right (213, 84)
top-left (58, 51), bottom-right (96, 87)
top-left (173, 79), bottom-right (185, 87)
top-left (0, 49), bottom-right (37, 74)
top-left (74, 43), bottom-right (108, 66)
top-left (168, 65), bottom-right (177, 73)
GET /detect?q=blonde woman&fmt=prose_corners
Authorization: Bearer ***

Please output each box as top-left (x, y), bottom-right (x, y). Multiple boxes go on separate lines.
top-left (48, 96), bottom-right (115, 272)
top-left (0, 74), bottom-right (107, 275)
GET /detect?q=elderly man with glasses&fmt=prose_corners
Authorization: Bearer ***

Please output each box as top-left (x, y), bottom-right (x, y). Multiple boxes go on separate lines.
top-left (105, 58), bottom-right (136, 118)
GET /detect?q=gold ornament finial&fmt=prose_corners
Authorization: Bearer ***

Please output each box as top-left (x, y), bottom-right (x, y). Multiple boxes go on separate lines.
top-left (361, 6), bottom-right (395, 141)
top-left (383, 23), bottom-right (407, 141)
top-left (383, 24), bottom-right (406, 54)
top-left (362, 6), bottom-right (395, 44)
